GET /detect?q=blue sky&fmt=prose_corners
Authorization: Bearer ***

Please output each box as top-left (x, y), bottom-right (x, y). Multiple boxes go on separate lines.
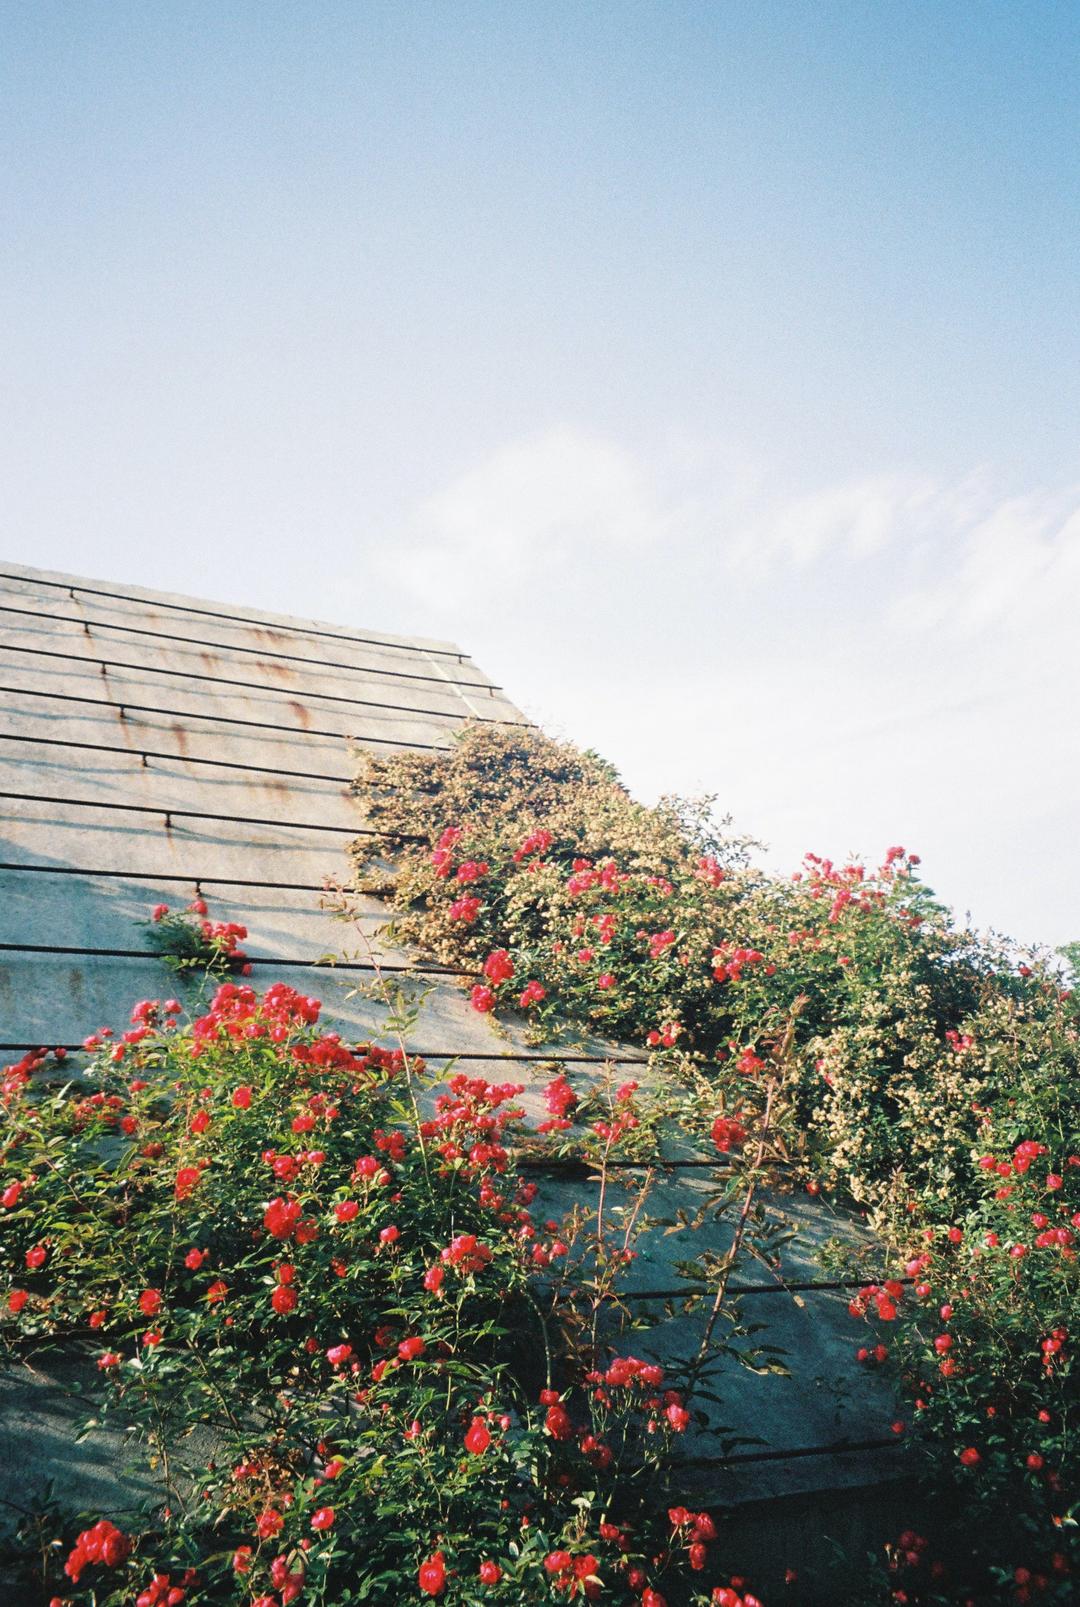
top-left (3, 2), bottom-right (1079, 945)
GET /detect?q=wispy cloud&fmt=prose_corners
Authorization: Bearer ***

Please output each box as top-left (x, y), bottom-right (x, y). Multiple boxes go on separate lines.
top-left (384, 427), bottom-right (679, 607)
top-left (386, 425), bottom-right (1080, 620)
top-left (378, 426), bottom-right (1080, 945)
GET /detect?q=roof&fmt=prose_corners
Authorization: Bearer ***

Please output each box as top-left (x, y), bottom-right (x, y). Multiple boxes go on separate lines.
top-left (0, 560), bottom-right (904, 1570)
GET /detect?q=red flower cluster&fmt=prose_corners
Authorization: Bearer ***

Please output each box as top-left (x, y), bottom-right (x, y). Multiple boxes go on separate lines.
top-left (694, 854), bottom-right (726, 886)
top-left (64, 1518), bottom-right (132, 1583)
top-left (566, 858), bottom-right (626, 898)
top-left (538, 1073), bottom-right (577, 1133)
top-left (264, 1196), bottom-right (304, 1240)
top-left (543, 1549), bottom-right (601, 1600)
top-left (711, 942), bottom-right (767, 984)
top-left (848, 1280), bottom-right (905, 1325)
top-left (710, 1114), bottom-right (747, 1154)
top-left (514, 828), bottom-right (553, 862)
top-left (482, 949), bottom-right (514, 985)
top-left (136, 1573), bottom-right (191, 1607)
top-left (669, 1505), bottom-right (718, 1572)
top-left (441, 1233), bottom-right (492, 1274)
top-left (449, 895), bottom-right (481, 923)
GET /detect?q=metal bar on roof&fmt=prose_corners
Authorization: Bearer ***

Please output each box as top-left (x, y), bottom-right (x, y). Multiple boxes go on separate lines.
top-left (0, 731), bottom-right (349, 784)
top-left (406, 1047), bottom-right (646, 1060)
top-left (1, 641), bottom-right (532, 728)
top-left (0, 862), bottom-right (336, 892)
top-left (0, 601), bottom-right (504, 694)
top-left (0, 942), bottom-right (475, 976)
top-left (0, 788), bottom-right (392, 838)
top-left (682, 1437), bottom-right (903, 1468)
top-left (0, 1033), bottom-right (639, 1066)
top-left (622, 1277), bottom-right (913, 1300)
top-left (0, 571), bottom-right (471, 661)
top-left (0, 684), bottom-right (452, 749)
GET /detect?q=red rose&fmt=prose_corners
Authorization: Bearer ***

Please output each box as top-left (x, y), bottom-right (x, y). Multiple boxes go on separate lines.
top-left (449, 896), bottom-right (481, 923)
top-left (479, 1561), bottom-right (502, 1584)
top-left (545, 1404), bottom-right (573, 1440)
top-left (483, 950), bottom-right (514, 985)
top-left (311, 1507), bottom-right (335, 1531)
top-left (174, 1166), bottom-right (201, 1200)
top-left (464, 1416), bottom-right (491, 1455)
top-left (419, 1552), bottom-right (447, 1596)
top-left (264, 1196), bottom-right (302, 1240)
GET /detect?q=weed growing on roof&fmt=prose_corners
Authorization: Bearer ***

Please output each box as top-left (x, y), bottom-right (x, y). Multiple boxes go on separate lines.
top-left (138, 898), bottom-right (250, 978)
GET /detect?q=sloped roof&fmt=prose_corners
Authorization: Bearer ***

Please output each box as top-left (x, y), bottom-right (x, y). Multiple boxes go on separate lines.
top-left (0, 561), bottom-right (904, 1552)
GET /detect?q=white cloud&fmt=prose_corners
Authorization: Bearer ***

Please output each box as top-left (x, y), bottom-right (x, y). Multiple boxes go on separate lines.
top-left (740, 472), bottom-right (937, 571)
top-left (379, 426), bottom-right (1080, 945)
top-left (388, 424), bottom-right (1080, 646)
top-left (386, 425), bottom-right (1077, 608)
top-left (896, 483), bottom-right (1080, 640)
top-left (383, 426), bottom-right (678, 608)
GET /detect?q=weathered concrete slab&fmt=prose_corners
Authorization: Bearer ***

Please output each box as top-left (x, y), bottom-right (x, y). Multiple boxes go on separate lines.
top-left (0, 608), bottom-right (526, 725)
top-left (0, 654), bottom-right (463, 753)
top-left (0, 694), bottom-right (362, 777)
top-left (0, 736), bottom-right (357, 818)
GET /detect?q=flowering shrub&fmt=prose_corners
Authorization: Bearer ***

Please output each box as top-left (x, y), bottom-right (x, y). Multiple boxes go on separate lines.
top-left (351, 726), bottom-right (1080, 1603)
top-left (139, 899), bottom-right (250, 977)
top-left (0, 977), bottom-right (768, 1606)
top-left (845, 1037), bottom-right (1080, 1602)
top-left (351, 729), bottom-right (1059, 1219)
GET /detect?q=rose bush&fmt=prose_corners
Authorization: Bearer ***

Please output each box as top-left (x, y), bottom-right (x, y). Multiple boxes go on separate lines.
top-left (1, 974), bottom-right (767, 1607)
top-left (351, 726), bottom-right (1080, 1604)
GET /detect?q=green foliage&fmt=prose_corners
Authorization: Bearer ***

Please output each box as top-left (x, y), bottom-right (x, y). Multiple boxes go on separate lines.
top-left (137, 900), bottom-right (249, 978)
top-left (351, 725), bottom-right (1080, 1604)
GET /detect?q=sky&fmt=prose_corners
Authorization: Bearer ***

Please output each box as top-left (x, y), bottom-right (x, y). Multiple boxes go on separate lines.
top-left (2, 1), bottom-right (1079, 948)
